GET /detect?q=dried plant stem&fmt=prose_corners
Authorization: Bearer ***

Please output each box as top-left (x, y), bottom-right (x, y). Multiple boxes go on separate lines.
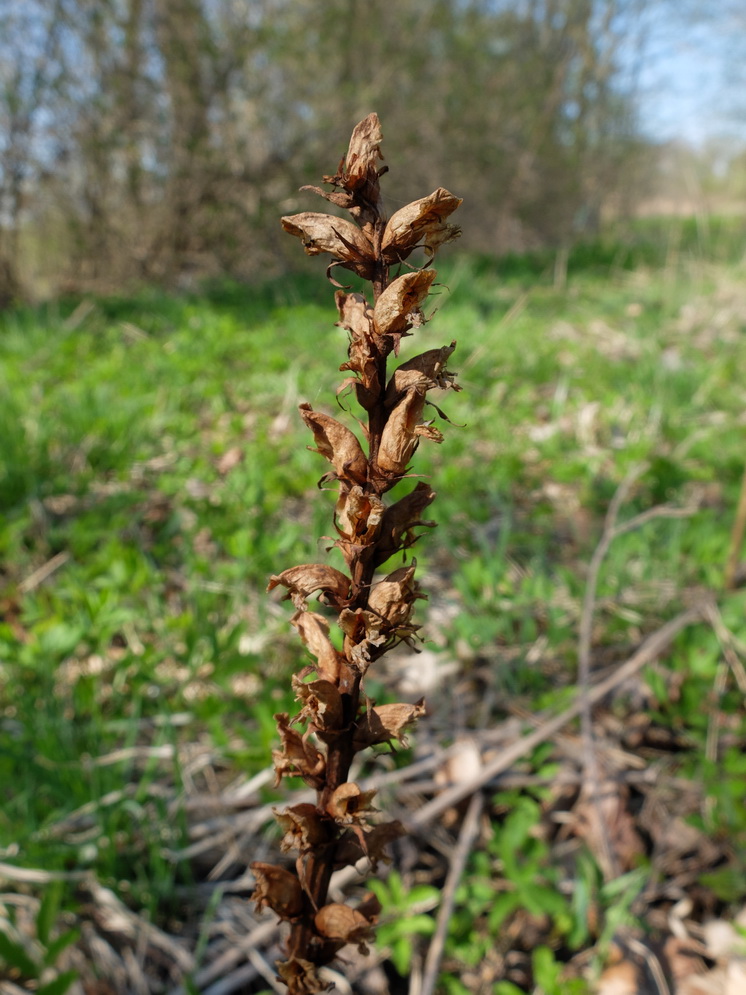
top-left (577, 463), bottom-right (698, 879)
top-left (419, 792), bottom-right (483, 995)
top-left (724, 461), bottom-right (746, 590)
top-left (252, 115), bottom-right (463, 992)
top-left (409, 603), bottom-right (707, 831)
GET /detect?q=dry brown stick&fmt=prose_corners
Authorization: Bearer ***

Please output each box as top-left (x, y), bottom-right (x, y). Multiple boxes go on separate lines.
top-left (166, 919), bottom-right (277, 995)
top-left (419, 792), bottom-right (484, 995)
top-left (701, 600), bottom-right (746, 692)
top-left (408, 603), bottom-right (707, 831)
top-left (724, 461), bottom-right (746, 590)
top-left (577, 465), bottom-right (698, 879)
top-left (18, 551), bottom-right (71, 593)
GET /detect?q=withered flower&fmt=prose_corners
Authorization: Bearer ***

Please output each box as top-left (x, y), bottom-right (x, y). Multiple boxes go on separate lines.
top-left (256, 114), bottom-right (461, 993)
top-left (353, 698), bottom-right (426, 750)
top-left (251, 862), bottom-right (305, 921)
top-left (373, 270), bottom-right (437, 336)
top-left (281, 213), bottom-right (375, 279)
top-left (314, 902), bottom-right (378, 955)
top-left (381, 187), bottom-right (462, 262)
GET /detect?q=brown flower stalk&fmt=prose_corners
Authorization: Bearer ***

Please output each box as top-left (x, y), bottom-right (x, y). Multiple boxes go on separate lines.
top-left (252, 113), bottom-right (462, 994)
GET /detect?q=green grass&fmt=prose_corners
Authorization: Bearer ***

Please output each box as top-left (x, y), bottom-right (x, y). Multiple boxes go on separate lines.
top-left (1, 224), bottom-right (745, 987)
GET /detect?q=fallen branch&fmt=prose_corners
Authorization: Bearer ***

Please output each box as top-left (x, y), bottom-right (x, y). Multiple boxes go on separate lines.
top-left (408, 603), bottom-right (707, 831)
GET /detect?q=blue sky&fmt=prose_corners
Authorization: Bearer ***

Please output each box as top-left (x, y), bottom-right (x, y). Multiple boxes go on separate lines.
top-left (635, 8), bottom-right (744, 146)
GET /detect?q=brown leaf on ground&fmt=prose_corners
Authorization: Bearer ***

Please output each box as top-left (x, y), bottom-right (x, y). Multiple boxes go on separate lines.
top-left (571, 776), bottom-right (645, 877)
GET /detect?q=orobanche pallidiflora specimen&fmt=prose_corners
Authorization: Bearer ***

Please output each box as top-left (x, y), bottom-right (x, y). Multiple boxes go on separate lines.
top-left (251, 114), bottom-right (462, 994)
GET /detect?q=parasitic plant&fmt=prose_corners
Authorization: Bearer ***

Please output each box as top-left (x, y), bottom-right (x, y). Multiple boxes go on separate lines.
top-left (252, 114), bottom-right (462, 993)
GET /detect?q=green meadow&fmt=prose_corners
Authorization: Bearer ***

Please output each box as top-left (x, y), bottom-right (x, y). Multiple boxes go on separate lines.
top-left (1, 220), bottom-right (745, 991)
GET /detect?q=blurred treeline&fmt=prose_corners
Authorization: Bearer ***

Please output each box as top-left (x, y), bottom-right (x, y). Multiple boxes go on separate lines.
top-left (0, 0), bottom-right (711, 301)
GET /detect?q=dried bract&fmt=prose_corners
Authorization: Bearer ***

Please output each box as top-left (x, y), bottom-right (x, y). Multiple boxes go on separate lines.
top-left (382, 187), bottom-right (462, 262)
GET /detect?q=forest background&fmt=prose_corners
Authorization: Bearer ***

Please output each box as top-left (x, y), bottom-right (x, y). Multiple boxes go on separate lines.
top-left (1, 0), bottom-right (745, 303)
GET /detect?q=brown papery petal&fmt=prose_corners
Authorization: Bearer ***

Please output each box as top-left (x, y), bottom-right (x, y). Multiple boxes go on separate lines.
top-left (367, 564), bottom-right (419, 627)
top-left (376, 389), bottom-right (428, 476)
top-left (373, 270), bottom-right (436, 336)
top-left (281, 212), bottom-right (373, 271)
top-left (276, 958), bottom-right (324, 995)
top-left (299, 404), bottom-right (368, 485)
top-left (373, 482), bottom-right (437, 566)
top-left (353, 698), bottom-right (426, 749)
top-left (290, 611), bottom-right (343, 682)
top-left (334, 822), bottom-right (405, 869)
top-left (326, 782), bottom-right (377, 824)
top-left (267, 563), bottom-right (351, 609)
top-left (335, 290), bottom-right (375, 338)
top-left (251, 862), bottom-right (305, 920)
top-left (343, 113), bottom-right (384, 190)
top-left (382, 188), bottom-right (462, 261)
top-left (385, 342), bottom-right (459, 407)
top-left (292, 676), bottom-right (345, 734)
top-left (314, 903), bottom-right (374, 953)
top-left (274, 803), bottom-right (331, 854)
top-left (335, 485), bottom-right (384, 543)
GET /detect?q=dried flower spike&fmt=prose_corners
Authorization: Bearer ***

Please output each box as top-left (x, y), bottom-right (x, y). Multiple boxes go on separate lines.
top-left (252, 113), bottom-right (461, 993)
